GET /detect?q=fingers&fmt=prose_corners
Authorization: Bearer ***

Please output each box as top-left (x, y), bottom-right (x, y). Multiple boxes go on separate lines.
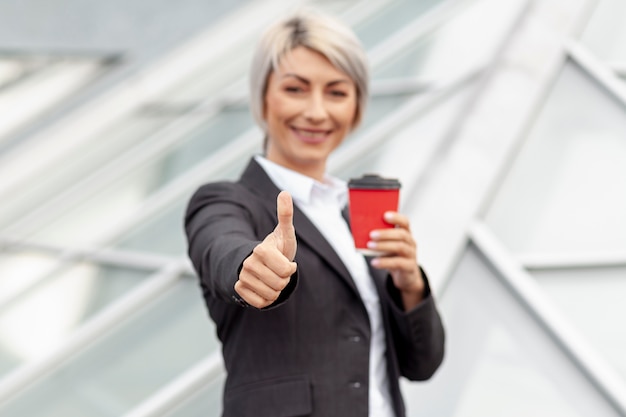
top-left (235, 280), bottom-right (277, 309)
top-left (235, 270), bottom-right (287, 308)
top-left (276, 191), bottom-right (294, 231)
top-left (234, 190), bottom-right (298, 309)
top-left (236, 258), bottom-right (295, 308)
top-left (236, 235), bottom-right (297, 309)
top-left (368, 211), bottom-right (413, 251)
top-left (368, 210), bottom-right (418, 273)
top-left (382, 211), bottom-right (409, 228)
top-left (275, 191), bottom-right (297, 261)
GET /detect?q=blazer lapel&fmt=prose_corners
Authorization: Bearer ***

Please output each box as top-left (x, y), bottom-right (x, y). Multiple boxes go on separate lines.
top-left (238, 158), bottom-right (359, 296)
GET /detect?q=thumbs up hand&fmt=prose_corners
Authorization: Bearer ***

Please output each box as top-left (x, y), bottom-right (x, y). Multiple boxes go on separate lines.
top-left (235, 191), bottom-right (298, 308)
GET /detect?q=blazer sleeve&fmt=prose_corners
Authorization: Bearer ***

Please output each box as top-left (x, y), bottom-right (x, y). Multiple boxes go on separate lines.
top-left (383, 268), bottom-right (445, 381)
top-left (184, 182), bottom-right (296, 308)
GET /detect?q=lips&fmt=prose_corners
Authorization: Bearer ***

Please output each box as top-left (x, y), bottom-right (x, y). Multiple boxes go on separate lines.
top-left (291, 127), bottom-right (331, 144)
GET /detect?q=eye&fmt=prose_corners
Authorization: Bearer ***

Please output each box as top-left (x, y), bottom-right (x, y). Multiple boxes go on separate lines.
top-left (284, 86), bottom-right (303, 93)
top-left (329, 90), bottom-right (348, 97)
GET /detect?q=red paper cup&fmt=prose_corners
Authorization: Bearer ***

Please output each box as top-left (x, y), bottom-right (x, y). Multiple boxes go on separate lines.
top-left (348, 174), bottom-right (401, 255)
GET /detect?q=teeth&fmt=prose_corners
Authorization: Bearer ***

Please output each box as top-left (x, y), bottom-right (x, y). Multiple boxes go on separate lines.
top-left (296, 129), bottom-right (327, 138)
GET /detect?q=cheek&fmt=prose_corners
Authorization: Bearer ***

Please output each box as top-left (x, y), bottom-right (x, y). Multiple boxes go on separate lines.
top-left (265, 97), bottom-right (290, 124)
top-left (339, 103), bottom-right (358, 129)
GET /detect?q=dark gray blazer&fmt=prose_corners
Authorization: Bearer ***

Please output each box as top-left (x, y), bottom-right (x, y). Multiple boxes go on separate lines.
top-left (185, 158), bottom-right (445, 417)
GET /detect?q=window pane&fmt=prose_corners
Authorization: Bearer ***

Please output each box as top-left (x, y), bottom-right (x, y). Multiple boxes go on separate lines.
top-left (111, 156), bottom-right (249, 256)
top-left (158, 0), bottom-right (358, 104)
top-left (0, 58), bottom-right (108, 150)
top-left (532, 266), bottom-right (626, 381)
top-left (372, 0), bottom-right (511, 81)
top-left (0, 250), bottom-right (58, 304)
top-left (0, 259), bottom-right (151, 378)
top-left (580, 0), bottom-right (626, 62)
top-left (402, 243), bottom-right (619, 416)
top-left (0, 276), bottom-right (218, 417)
top-left (484, 60), bottom-right (626, 255)
top-left (12, 107), bottom-right (253, 246)
top-left (0, 114), bottom-right (174, 230)
top-left (334, 81), bottom-right (477, 184)
top-left (111, 91), bottom-right (417, 256)
top-left (353, 0), bottom-right (448, 49)
top-left (163, 373), bottom-right (225, 417)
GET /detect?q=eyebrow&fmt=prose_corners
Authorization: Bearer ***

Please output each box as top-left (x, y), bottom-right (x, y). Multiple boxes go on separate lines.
top-left (281, 73), bottom-right (351, 87)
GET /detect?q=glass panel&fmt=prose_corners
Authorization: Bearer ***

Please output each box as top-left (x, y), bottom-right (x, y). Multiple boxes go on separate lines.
top-left (372, 0), bottom-right (511, 81)
top-left (0, 59), bottom-right (107, 150)
top-left (0, 250), bottom-right (58, 304)
top-left (112, 155), bottom-right (249, 256)
top-left (401, 243), bottom-right (619, 416)
top-left (580, 0), bottom-right (626, 62)
top-left (0, 276), bottom-right (218, 417)
top-left (163, 373), bottom-right (225, 417)
top-left (344, 93), bottom-right (417, 146)
top-left (0, 114), bottom-right (174, 230)
top-left (12, 107), bottom-right (253, 246)
top-left (0, 57), bottom-right (46, 89)
top-left (0, 260), bottom-right (150, 378)
top-left (484, 60), bottom-right (626, 255)
top-left (353, 0), bottom-right (448, 49)
top-left (158, 0), bottom-right (357, 104)
top-left (532, 266), bottom-right (626, 380)
top-left (111, 91), bottom-right (417, 256)
top-left (334, 81), bottom-right (477, 183)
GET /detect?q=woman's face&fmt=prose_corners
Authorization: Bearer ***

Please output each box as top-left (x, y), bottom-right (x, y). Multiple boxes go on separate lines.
top-left (263, 46), bottom-right (357, 180)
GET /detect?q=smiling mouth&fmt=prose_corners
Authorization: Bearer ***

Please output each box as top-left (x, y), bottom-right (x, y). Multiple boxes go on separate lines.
top-left (291, 127), bottom-right (331, 143)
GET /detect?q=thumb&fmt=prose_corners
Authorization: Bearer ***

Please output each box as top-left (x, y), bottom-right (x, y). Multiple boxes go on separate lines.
top-left (275, 191), bottom-right (296, 260)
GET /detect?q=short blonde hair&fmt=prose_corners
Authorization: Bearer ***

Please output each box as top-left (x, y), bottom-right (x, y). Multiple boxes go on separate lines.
top-left (249, 10), bottom-right (369, 134)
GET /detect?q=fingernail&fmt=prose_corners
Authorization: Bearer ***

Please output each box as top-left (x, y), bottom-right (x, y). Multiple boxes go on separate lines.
top-left (367, 241), bottom-right (377, 249)
top-left (384, 211), bottom-right (394, 221)
top-left (369, 230), bottom-right (380, 239)
top-left (370, 258), bottom-right (380, 267)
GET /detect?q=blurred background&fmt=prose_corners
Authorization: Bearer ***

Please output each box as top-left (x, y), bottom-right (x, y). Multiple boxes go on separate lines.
top-left (0, 0), bottom-right (625, 415)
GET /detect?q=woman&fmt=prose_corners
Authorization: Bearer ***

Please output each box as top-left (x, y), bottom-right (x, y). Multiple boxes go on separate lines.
top-left (185, 10), bottom-right (444, 417)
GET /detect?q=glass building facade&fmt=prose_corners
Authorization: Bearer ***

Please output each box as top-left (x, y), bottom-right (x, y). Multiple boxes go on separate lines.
top-left (0, 0), bottom-right (625, 415)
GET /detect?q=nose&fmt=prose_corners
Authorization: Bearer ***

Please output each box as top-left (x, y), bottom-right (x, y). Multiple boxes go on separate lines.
top-left (303, 92), bottom-right (328, 123)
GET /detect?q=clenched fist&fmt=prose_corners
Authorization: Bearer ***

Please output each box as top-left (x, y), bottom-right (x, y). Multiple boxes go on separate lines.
top-left (235, 191), bottom-right (297, 308)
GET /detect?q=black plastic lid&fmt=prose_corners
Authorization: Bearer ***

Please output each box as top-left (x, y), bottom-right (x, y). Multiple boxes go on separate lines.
top-left (348, 174), bottom-right (401, 190)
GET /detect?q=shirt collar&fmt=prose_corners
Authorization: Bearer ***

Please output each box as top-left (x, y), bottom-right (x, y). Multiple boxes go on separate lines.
top-left (254, 155), bottom-right (347, 207)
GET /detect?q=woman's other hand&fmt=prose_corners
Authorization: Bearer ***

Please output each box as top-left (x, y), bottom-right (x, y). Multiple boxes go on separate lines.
top-left (368, 211), bottom-right (425, 311)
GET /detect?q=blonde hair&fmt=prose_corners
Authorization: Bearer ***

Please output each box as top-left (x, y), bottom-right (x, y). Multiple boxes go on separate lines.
top-left (249, 10), bottom-right (369, 136)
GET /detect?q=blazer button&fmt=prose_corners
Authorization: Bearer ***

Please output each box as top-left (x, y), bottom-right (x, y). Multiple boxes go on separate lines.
top-left (350, 381), bottom-right (362, 389)
top-left (349, 336), bottom-right (361, 343)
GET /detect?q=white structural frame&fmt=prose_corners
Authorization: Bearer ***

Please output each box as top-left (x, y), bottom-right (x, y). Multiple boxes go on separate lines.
top-left (469, 222), bottom-right (626, 415)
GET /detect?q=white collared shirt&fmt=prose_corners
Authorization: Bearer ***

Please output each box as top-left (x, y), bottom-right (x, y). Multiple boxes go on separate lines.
top-left (255, 155), bottom-right (395, 417)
